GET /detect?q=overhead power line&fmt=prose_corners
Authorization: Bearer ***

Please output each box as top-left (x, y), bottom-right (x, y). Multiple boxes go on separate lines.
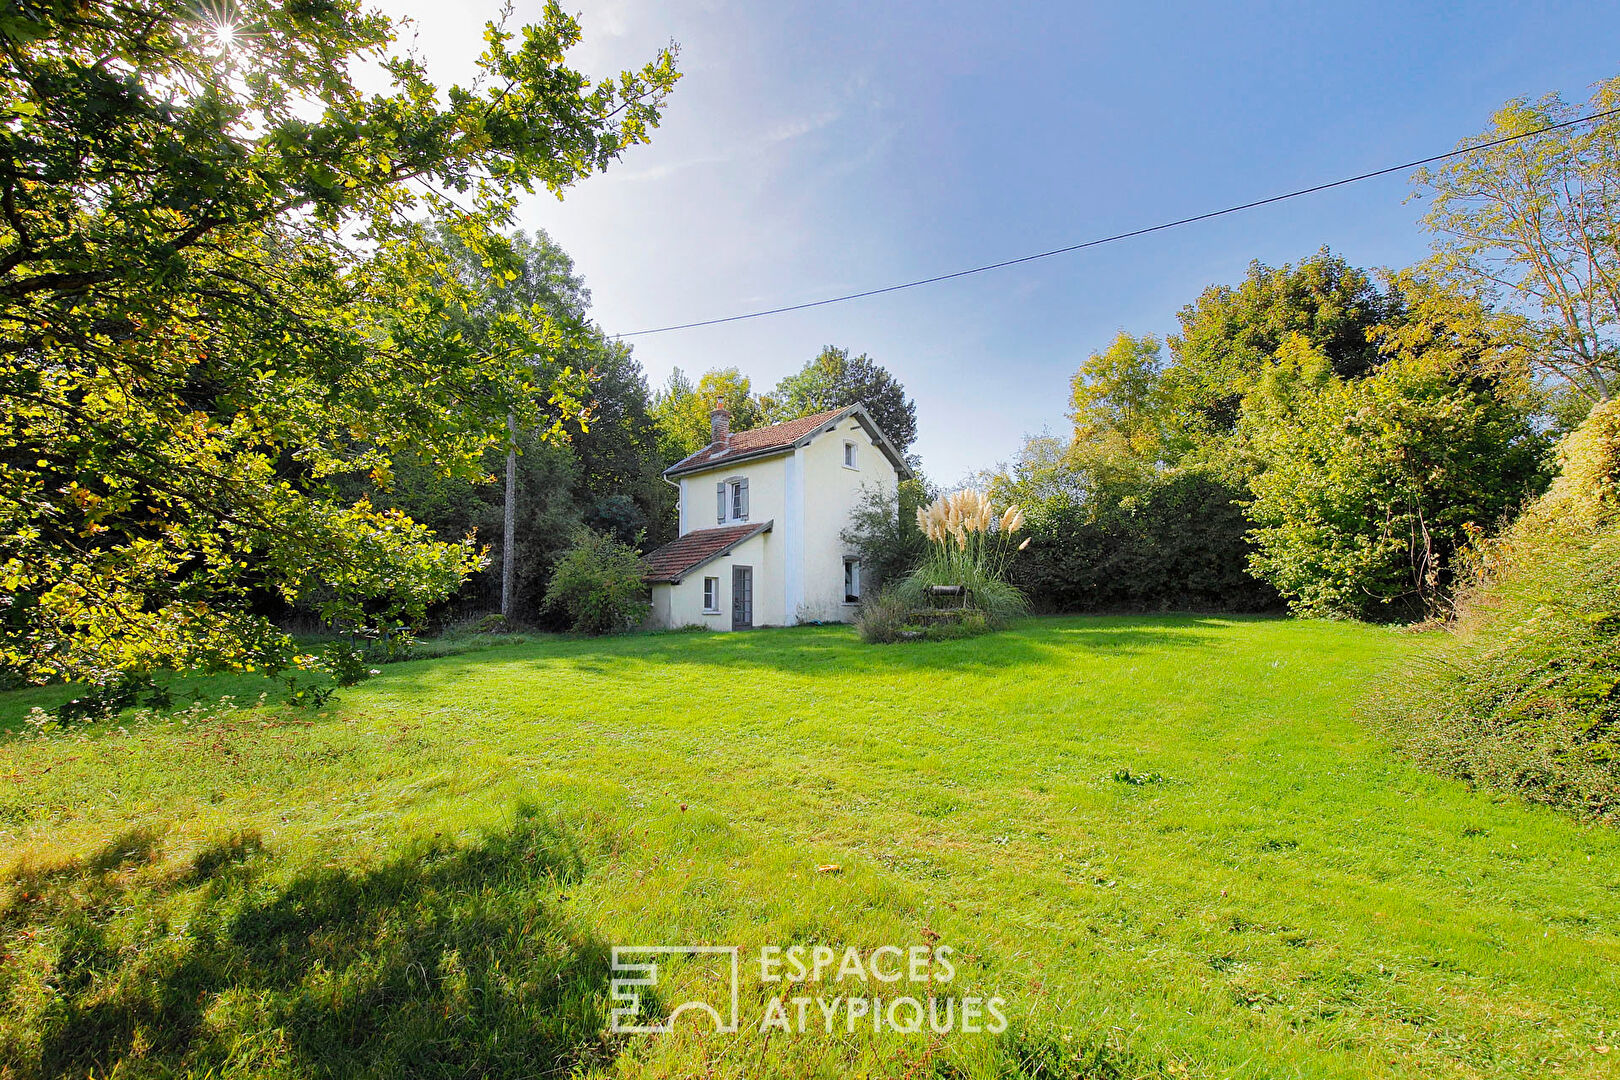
top-left (617, 105), bottom-right (1620, 339)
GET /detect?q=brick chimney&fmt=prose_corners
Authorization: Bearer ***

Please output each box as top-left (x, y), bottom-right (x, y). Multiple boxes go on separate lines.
top-left (710, 405), bottom-right (730, 445)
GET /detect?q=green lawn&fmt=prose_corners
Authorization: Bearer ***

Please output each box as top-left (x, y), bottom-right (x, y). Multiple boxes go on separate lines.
top-left (2, 616), bottom-right (1617, 1079)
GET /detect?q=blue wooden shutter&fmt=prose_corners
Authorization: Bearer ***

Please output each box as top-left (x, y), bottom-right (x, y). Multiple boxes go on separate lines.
top-left (716, 482), bottom-right (725, 523)
top-left (739, 479), bottom-right (749, 520)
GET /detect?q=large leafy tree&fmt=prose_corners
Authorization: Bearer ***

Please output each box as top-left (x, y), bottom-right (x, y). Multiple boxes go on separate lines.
top-left (1243, 280), bottom-right (1549, 620)
top-left (650, 366), bottom-right (762, 463)
top-left (765, 346), bottom-right (918, 452)
top-left (1066, 331), bottom-right (1170, 491)
top-left (0, 1), bottom-right (678, 683)
top-left (1414, 76), bottom-right (1620, 401)
top-left (378, 226), bottom-right (670, 619)
top-left (1163, 250), bottom-right (1404, 443)
top-left (1004, 261), bottom-right (1545, 618)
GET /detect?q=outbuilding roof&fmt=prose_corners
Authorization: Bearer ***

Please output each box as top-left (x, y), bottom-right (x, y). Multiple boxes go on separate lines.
top-left (641, 520), bottom-right (774, 584)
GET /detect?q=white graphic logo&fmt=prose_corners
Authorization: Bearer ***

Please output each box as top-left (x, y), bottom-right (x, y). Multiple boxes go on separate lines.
top-left (610, 945), bottom-right (741, 1034)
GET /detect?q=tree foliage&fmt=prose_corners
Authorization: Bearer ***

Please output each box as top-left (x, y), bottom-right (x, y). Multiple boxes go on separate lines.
top-left (0, 1), bottom-right (677, 682)
top-left (765, 346), bottom-right (918, 452)
top-left (649, 366), bottom-right (761, 463)
top-left (1414, 76), bottom-right (1620, 400)
top-left (1243, 299), bottom-right (1548, 620)
top-left (1068, 332), bottom-right (1168, 458)
top-left (1163, 250), bottom-right (1404, 442)
top-left (840, 477), bottom-right (934, 594)
top-left (993, 254), bottom-right (1549, 617)
top-left (373, 227), bottom-right (671, 623)
top-left (1009, 466), bottom-right (1277, 614)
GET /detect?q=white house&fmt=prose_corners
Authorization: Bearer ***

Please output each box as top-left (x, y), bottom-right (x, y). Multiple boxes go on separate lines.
top-left (643, 402), bottom-right (911, 630)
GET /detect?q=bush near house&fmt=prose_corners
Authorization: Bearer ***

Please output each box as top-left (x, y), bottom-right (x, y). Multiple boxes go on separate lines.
top-left (1381, 400), bottom-right (1620, 820)
top-left (841, 478), bottom-right (933, 595)
top-left (542, 531), bottom-right (651, 635)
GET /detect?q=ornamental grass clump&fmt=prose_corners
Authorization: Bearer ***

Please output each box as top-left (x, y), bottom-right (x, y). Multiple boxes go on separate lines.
top-left (896, 490), bottom-right (1029, 627)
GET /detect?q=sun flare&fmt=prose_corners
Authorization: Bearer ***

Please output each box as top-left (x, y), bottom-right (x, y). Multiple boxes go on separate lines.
top-left (207, 17), bottom-right (238, 55)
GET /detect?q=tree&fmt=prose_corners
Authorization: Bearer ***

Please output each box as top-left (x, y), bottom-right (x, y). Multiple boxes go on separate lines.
top-left (1243, 341), bottom-right (1547, 620)
top-left (650, 366), bottom-right (762, 463)
top-left (422, 226), bottom-right (668, 614)
top-left (1414, 77), bottom-right (1620, 401)
top-left (765, 346), bottom-right (918, 452)
top-left (1163, 250), bottom-right (1404, 443)
top-left (1068, 331), bottom-right (1169, 469)
top-left (571, 338), bottom-right (672, 547)
top-left (375, 228), bottom-right (671, 622)
top-left (985, 433), bottom-right (1092, 514)
top-left (424, 226), bottom-right (597, 619)
top-left (650, 368), bottom-right (704, 464)
top-left (0, 1), bottom-right (678, 683)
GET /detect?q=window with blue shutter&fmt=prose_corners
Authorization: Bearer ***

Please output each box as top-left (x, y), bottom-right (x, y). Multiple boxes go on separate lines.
top-left (717, 478), bottom-right (750, 522)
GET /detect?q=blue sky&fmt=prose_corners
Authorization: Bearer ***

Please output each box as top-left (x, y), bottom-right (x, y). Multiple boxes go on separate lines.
top-left (378, 0), bottom-right (1620, 483)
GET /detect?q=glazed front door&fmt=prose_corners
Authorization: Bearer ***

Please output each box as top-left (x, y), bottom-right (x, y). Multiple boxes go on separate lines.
top-left (731, 566), bottom-right (753, 630)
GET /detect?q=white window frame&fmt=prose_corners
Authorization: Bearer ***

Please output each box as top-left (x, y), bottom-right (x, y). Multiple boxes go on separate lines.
top-left (842, 440), bottom-right (859, 470)
top-left (728, 478), bottom-right (748, 522)
top-left (702, 576), bottom-right (720, 613)
top-left (843, 557), bottom-right (861, 604)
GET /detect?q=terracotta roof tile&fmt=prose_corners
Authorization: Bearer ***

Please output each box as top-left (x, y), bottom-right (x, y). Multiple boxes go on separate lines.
top-left (642, 521), bottom-right (773, 584)
top-left (664, 406), bottom-right (850, 477)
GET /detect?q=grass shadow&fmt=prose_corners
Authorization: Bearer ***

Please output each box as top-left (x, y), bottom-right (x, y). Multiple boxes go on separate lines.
top-left (4, 808), bottom-right (622, 1080)
top-left (367, 617), bottom-right (1228, 704)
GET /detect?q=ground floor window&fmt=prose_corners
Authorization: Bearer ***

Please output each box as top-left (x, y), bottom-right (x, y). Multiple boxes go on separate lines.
top-left (703, 576), bottom-right (720, 612)
top-left (843, 558), bottom-right (861, 603)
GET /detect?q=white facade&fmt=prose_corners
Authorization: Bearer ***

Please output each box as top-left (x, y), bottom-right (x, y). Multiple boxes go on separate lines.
top-left (647, 405), bottom-right (905, 630)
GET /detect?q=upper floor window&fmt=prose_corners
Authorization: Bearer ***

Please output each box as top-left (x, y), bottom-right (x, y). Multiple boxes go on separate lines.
top-left (843, 441), bottom-right (858, 469)
top-left (716, 477), bottom-right (749, 523)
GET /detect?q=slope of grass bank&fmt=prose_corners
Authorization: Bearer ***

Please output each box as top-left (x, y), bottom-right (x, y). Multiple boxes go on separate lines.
top-left (1381, 399), bottom-right (1620, 822)
top-left (2, 617), bottom-right (1617, 1078)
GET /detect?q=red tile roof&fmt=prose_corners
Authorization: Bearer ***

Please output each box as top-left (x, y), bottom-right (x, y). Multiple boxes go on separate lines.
top-left (642, 521), bottom-right (773, 584)
top-left (664, 406), bottom-right (851, 477)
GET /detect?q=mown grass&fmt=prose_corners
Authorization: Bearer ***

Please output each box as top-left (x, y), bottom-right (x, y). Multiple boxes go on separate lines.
top-left (1, 616), bottom-right (1617, 1079)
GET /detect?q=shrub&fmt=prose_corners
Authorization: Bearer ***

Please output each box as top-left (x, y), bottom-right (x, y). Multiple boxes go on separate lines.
top-left (840, 478), bottom-right (933, 593)
top-left (855, 490), bottom-right (1028, 644)
top-left (542, 529), bottom-right (650, 635)
top-left (1379, 400), bottom-right (1620, 820)
top-left (1010, 466), bottom-right (1278, 613)
top-left (853, 589), bottom-right (913, 644)
top-left (900, 490), bottom-right (1029, 626)
top-left (893, 561), bottom-right (1027, 627)
top-left (1243, 352), bottom-right (1547, 620)
top-left (854, 589), bottom-right (991, 644)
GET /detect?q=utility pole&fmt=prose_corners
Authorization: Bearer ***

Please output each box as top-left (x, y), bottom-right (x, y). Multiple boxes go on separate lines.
top-left (501, 411), bottom-right (516, 619)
